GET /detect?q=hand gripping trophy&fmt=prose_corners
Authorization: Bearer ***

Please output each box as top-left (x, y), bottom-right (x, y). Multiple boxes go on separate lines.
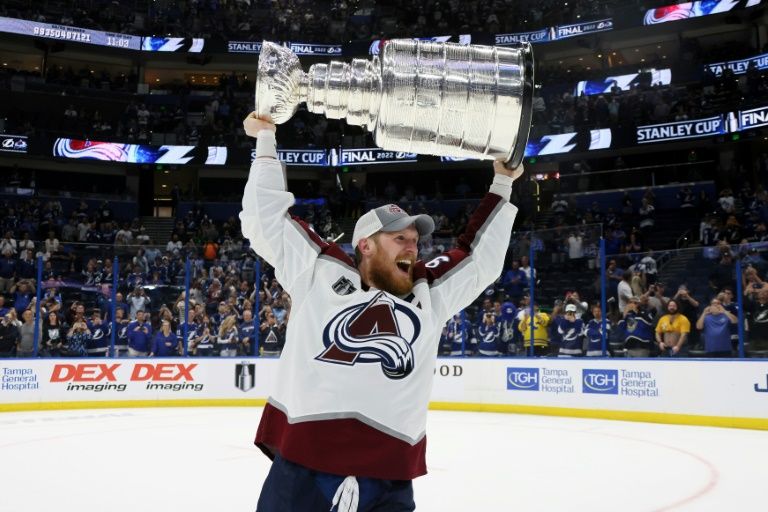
top-left (254, 39), bottom-right (534, 168)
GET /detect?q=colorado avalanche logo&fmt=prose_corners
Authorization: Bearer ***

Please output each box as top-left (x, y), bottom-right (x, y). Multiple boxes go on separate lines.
top-left (316, 292), bottom-right (421, 379)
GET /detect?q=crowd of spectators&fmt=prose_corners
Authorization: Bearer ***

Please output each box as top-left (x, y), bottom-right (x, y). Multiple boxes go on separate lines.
top-left (434, 244), bottom-right (767, 360)
top-left (0, 64), bottom-right (357, 150)
top-left (0, 191), bottom-right (309, 358)
top-left (0, 0), bottom-right (665, 45)
top-left (534, 63), bottom-right (768, 139)
top-left (3, 1), bottom-right (768, 360)
top-left (4, 169), bottom-right (768, 360)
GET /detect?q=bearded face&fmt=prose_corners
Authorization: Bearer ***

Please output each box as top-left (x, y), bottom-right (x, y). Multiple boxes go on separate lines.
top-left (667, 301), bottom-right (678, 314)
top-left (364, 231), bottom-right (418, 296)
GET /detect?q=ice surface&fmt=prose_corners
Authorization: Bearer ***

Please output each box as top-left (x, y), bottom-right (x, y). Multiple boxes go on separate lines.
top-left (0, 407), bottom-right (764, 511)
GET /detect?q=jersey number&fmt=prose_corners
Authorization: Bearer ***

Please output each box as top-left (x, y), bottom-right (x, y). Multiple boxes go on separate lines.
top-left (425, 255), bottom-right (450, 269)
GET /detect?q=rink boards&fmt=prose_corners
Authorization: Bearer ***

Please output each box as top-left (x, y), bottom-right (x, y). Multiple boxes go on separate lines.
top-left (1, 357), bottom-right (767, 430)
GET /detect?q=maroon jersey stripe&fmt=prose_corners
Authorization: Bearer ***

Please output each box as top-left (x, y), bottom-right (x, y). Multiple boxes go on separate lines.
top-left (412, 193), bottom-right (504, 284)
top-left (256, 402), bottom-right (427, 480)
top-left (290, 215), bottom-right (356, 268)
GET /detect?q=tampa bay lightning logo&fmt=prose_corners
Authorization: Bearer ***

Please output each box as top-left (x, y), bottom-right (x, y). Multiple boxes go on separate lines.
top-left (316, 292), bottom-right (421, 379)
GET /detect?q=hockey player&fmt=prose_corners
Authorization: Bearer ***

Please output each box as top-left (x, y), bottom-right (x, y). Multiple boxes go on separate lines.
top-left (241, 113), bottom-right (522, 511)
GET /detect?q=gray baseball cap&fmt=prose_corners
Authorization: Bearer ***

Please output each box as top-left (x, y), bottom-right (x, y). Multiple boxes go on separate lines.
top-left (352, 204), bottom-right (434, 248)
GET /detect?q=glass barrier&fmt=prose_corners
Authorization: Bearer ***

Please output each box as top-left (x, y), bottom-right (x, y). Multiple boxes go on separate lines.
top-left (530, 224), bottom-right (605, 359)
top-left (3, 237), bottom-right (767, 360)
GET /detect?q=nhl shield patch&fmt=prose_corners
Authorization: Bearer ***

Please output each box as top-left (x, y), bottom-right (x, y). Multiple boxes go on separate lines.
top-left (235, 362), bottom-right (255, 392)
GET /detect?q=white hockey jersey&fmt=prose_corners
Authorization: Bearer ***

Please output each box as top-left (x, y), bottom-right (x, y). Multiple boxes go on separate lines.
top-left (240, 131), bottom-right (518, 480)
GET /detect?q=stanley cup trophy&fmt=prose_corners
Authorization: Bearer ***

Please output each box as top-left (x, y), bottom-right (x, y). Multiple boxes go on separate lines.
top-left (255, 40), bottom-right (534, 168)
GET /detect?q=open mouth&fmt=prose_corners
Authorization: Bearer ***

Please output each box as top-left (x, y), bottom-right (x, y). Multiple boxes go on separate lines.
top-left (395, 259), bottom-right (413, 275)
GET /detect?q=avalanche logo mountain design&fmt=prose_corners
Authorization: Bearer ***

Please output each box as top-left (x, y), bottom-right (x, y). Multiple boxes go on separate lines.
top-left (316, 292), bottom-right (421, 379)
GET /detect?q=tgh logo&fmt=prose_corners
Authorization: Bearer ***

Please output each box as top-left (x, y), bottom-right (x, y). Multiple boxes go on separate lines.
top-left (582, 369), bottom-right (619, 394)
top-left (507, 367), bottom-right (539, 391)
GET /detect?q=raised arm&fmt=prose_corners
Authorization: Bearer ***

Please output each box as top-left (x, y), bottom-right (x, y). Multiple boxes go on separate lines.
top-left (239, 113), bottom-right (347, 307)
top-left (419, 162), bottom-right (523, 322)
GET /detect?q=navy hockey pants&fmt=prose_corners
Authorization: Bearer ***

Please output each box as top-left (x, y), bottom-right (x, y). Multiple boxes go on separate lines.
top-left (256, 454), bottom-right (415, 511)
